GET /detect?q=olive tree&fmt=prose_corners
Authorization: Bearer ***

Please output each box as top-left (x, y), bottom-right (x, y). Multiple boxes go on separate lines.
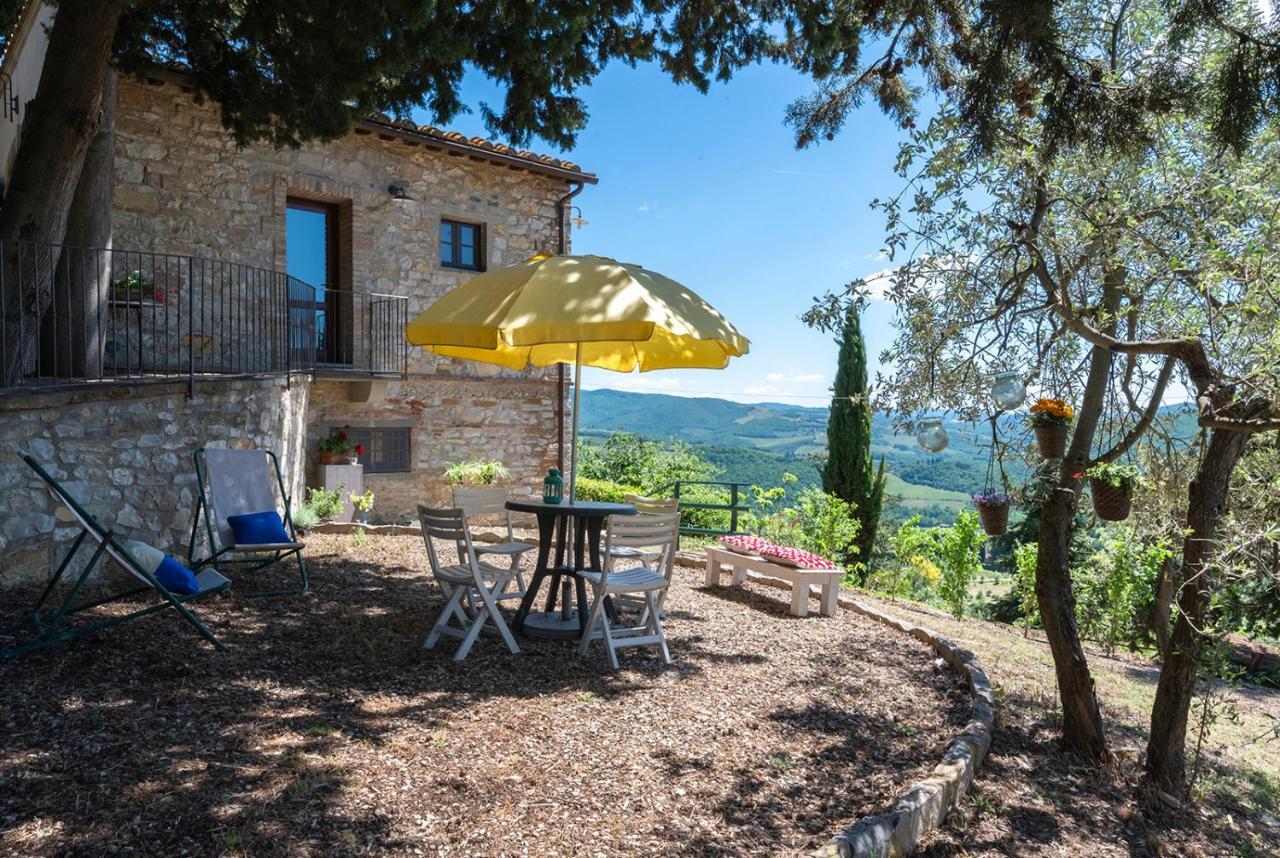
top-left (808, 86), bottom-right (1280, 795)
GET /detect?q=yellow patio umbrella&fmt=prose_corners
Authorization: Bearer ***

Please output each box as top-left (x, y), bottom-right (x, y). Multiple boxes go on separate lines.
top-left (405, 253), bottom-right (749, 500)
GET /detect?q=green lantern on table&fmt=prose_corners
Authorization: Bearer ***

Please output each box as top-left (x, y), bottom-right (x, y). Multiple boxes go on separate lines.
top-left (542, 468), bottom-right (563, 505)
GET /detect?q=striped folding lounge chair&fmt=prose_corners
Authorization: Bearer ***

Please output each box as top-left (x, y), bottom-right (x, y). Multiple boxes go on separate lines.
top-left (188, 447), bottom-right (308, 596)
top-left (1, 455), bottom-right (230, 661)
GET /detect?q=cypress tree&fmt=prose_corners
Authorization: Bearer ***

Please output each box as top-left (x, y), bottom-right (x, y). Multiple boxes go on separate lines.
top-left (822, 303), bottom-right (885, 575)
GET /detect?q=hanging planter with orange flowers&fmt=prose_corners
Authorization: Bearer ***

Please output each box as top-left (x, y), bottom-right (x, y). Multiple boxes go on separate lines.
top-left (1028, 398), bottom-right (1074, 459)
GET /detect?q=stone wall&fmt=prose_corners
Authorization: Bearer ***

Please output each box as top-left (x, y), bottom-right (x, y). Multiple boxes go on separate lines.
top-left (308, 376), bottom-right (560, 518)
top-left (0, 377), bottom-right (309, 586)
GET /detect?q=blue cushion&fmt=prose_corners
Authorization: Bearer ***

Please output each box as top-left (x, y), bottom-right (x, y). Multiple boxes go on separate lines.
top-left (227, 510), bottom-right (291, 546)
top-left (154, 554), bottom-right (201, 595)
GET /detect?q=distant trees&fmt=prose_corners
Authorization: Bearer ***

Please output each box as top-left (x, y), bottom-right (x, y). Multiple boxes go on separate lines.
top-left (822, 302), bottom-right (885, 576)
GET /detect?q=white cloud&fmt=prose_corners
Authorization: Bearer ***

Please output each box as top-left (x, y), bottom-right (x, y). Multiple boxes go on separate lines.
top-left (858, 267), bottom-right (895, 302)
top-left (636, 201), bottom-right (670, 219)
top-left (741, 370), bottom-right (828, 397)
top-left (581, 374), bottom-right (681, 392)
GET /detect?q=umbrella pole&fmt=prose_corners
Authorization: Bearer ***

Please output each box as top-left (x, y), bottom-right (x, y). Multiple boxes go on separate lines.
top-left (569, 344), bottom-right (582, 504)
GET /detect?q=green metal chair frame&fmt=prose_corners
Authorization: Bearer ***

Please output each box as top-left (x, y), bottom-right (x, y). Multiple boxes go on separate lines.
top-left (187, 447), bottom-right (309, 597)
top-left (1, 455), bottom-right (230, 661)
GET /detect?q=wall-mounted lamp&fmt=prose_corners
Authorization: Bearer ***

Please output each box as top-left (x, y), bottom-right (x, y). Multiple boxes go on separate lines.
top-left (568, 204), bottom-right (588, 229)
top-left (387, 184), bottom-right (414, 201)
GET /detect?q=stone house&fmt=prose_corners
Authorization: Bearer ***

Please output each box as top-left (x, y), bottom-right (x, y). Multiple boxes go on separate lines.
top-left (0, 17), bottom-right (595, 583)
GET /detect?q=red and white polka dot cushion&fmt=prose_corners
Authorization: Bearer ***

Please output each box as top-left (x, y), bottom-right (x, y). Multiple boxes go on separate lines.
top-left (758, 545), bottom-right (839, 571)
top-left (717, 534), bottom-right (780, 556)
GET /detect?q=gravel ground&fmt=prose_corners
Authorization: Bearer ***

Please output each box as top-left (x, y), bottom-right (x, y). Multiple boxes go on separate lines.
top-left (1, 533), bottom-right (968, 857)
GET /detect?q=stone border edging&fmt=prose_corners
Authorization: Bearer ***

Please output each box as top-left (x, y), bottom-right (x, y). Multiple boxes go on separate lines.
top-left (823, 597), bottom-right (994, 857)
top-left (680, 554), bottom-right (995, 857)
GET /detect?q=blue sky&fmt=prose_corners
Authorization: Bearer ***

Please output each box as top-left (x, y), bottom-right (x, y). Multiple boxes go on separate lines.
top-left (416, 60), bottom-right (912, 406)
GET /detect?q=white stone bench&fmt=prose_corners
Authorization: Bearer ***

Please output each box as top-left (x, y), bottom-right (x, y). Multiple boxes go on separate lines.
top-left (703, 546), bottom-right (842, 617)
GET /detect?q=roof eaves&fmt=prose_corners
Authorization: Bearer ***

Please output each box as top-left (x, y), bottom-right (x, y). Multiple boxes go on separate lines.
top-left (356, 116), bottom-right (597, 185)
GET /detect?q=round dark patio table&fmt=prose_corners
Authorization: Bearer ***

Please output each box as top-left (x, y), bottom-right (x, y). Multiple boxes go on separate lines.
top-left (505, 499), bottom-right (636, 640)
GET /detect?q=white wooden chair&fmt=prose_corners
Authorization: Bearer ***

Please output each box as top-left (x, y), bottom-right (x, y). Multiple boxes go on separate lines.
top-left (577, 511), bottom-right (680, 670)
top-left (451, 486), bottom-right (532, 602)
top-left (417, 505), bottom-right (520, 661)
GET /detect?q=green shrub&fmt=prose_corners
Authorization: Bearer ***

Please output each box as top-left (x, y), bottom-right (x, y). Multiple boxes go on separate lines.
top-left (291, 504), bottom-right (319, 531)
top-left (936, 510), bottom-right (984, 617)
top-left (577, 432), bottom-right (719, 494)
top-left (573, 476), bottom-right (631, 503)
top-left (742, 480), bottom-right (860, 574)
top-left (304, 486), bottom-right (345, 522)
top-left (1075, 528), bottom-right (1171, 654)
top-left (1013, 542), bottom-right (1040, 633)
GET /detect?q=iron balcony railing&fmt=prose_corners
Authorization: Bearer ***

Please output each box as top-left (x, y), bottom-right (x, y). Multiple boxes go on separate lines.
top-left (307, 286), bottom-right (410, 378)
top-left (0, 240), bottom-right (407, 394)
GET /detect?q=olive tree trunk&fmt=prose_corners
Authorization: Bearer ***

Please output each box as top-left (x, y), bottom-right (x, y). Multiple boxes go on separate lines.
top-left (1033, 274), bottom-right (1127, 762)
top-left (0, 1), bottom-right (122, 385)
top-left (1145, 426), bottom-right (1251, 796)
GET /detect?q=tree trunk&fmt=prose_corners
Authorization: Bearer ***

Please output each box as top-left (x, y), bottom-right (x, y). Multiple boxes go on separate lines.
top-left (1145, 426), bottom-right (1251, 797)
top-left (1032, 275), bottom-right (1126, 762)
top-left (1152, 554), bottom-right (1175, 658)
top-left (1035, 483), bottom-right (1110, 760)
top-left (38, 69), bottom-right (116, 379)
top-left (0, 1), bottom-right (122, 385)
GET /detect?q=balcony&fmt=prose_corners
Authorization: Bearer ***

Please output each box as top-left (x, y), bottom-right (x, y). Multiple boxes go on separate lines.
top-left (0, 240), bottom-right (407, 395)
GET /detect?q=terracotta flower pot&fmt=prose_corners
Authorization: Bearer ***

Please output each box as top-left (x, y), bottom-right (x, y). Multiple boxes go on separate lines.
top-left (1035, 423), bottom-right (1069, 459)
top-left (1089, 477), bottom-right (1133, 522)
top-left (974, 502), bottom-right (1010, 537)
top-left (319, 451), bottom-right (358, 465)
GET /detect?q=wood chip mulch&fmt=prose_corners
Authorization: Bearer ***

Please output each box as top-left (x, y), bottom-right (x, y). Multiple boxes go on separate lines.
top-left (1, 534), bottom-right (968, 857)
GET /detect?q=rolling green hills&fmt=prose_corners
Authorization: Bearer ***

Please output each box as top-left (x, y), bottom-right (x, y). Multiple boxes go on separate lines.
top-left (578, 387), bottom-right (1195, 527)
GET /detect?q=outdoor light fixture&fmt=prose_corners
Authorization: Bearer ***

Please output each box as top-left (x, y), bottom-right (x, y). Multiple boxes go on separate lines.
top-left (917, 416), bottom-right (949, 453)
top-left (568, 204), bottom-right (588, 229)
top-left (387, 184), bottom-right (413, 201)
top-left (990, 370), bottom-right (1028, 412)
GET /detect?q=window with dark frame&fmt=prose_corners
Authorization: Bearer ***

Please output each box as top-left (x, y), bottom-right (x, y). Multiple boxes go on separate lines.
top-left (344, 427), bottom-right (412, 474)
top-left (440, 219), bottom-right (484, 271)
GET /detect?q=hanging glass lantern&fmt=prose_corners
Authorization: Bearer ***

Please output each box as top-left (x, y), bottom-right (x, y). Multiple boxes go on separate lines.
top-left (917, 416), bottom-right (949, 453)
top-left (990, 371), bottom-right (1027, 412)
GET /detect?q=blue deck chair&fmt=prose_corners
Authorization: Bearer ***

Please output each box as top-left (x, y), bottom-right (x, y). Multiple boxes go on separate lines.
top-left (1, 455), bottom-right (231, 661)
top-left (187, 448), bottom-right (309, 596)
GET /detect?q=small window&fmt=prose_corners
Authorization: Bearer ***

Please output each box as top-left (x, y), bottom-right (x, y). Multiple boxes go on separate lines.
top-left (345, 427), bottom-right (412, 474)
top-left (440, 219), bottom-right (484, 271)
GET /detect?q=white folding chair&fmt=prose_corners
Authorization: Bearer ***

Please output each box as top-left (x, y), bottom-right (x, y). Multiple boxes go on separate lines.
top-left (607, 493), bottom-right (679, 613)
top-left (418, 505), bottom-right (520, 661)
top-left (450, 486), bottom-right (532, 602)
top-left (577, 511), bottom-right (680, 670)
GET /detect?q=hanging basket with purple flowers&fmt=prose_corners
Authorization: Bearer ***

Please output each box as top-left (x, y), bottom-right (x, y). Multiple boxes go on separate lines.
top-left (971, 490), bottom-right (1015, 536)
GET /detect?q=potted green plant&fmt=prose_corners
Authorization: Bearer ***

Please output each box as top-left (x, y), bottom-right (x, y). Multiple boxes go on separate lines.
top-left (1085, 461), bottom-right (1140, 522)
top-left (971, 489), bottom-right (1015, 536)
top-left (350, 489), bottom-right (375, 525)
top-left (443, 459), bottom-right (510, 486)
top-left (1028, 397), bottom-right (1074, 459)
top-left (319, 430), bottom-right (363, 465)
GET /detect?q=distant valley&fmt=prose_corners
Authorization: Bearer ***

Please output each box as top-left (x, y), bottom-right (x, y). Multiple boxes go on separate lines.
top-left (578, 387), bottom-right (1197, 526)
